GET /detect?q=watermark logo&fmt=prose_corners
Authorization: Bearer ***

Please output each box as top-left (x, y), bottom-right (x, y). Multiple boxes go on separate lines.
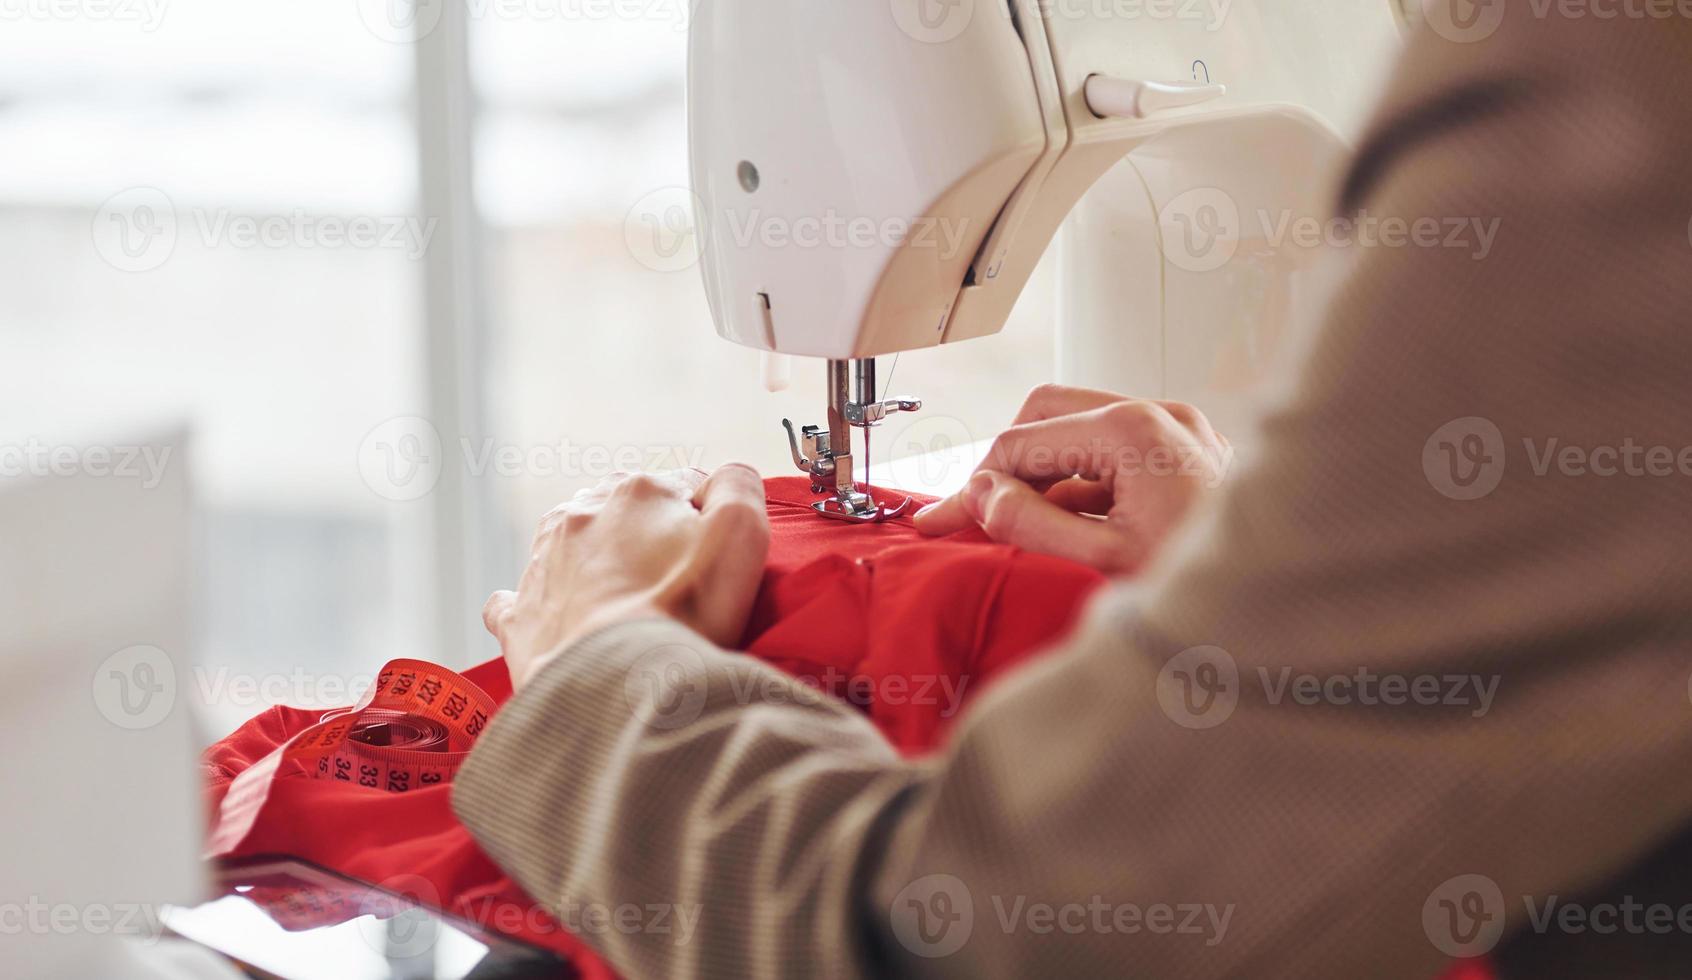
top-left (0, 899), bottom-right (166, 940)
top-left (93, 187), bottom-right (177, 273)
top-left (624, 643), bottom-right (709, 730)
top-left (356, 422), bottom-right (710, 501)
top-left (92, 187), bottom-right (437, 272)
top-left (891, 0), bottom-right (975, 43)
top-left (1262, 209), bottom-right (1500, 261)
top-left (357, 0), bottom-right (446, 43)
top-left (1423, 874), bottom-right (1507, 957)
top-left (358, 416), bottom-right (445, 502)
top-left (358, 0), bottom-right (693, 41)
top-left (0, 0), bottom-right (168, 31)
top-left (1159, 188), bottom-right (1240, 273)
top-left (625, 186), bottom-right (706, 273)
top-left (1423, 417), bottom-right (1506, 501)
top-left (0, 440), bottom-right (174, 488)
top-left (624, 186), bottom-right (973, 273)
top-left (355, 874), bottom-right (445, 959)
top-left (1423, 0), bottom-right (1507, 42)
top-left (1049, 0), bottom-right (1234, 29)
top-left (1159, 188), bottom-right (1501, 271)
top-left (93, 644), bottom-right (177, 730)
top-left (1156, 645), bottom-right (1239, 729)
top-left (1424, 0), bottom-right (1692, 43)
top-left (890, 874), bottom-right (975, 957)
top-left (882, 414), bottom-right (977, 495)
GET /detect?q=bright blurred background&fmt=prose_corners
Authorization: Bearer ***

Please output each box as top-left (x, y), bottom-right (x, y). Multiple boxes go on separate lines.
top-left (0, 0), bottom-right (1056, 732)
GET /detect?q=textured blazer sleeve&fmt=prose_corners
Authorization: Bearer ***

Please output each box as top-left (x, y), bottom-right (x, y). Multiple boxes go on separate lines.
top-left (454, 9), bottom-right (1692, 979)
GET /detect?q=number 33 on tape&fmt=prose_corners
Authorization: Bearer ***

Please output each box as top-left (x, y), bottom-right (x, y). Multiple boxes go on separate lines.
top-left (206, 659), bottom-right (497, 857)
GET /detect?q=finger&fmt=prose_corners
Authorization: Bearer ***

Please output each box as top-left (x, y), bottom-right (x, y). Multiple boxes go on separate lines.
top-left (970, 471), bottom-right (1132, 571)
top-left (1012, 383), bottom-right (1131, 426)
top-left (916, 401), bottom-right (1176, 538)
top-left (690, 463), bottom-right (769, 644)
top-left (1153, 399), bottom-right (1221, 447)
top-left (671, 467), bottom-right (709, 495)
top-left (609, 470), bottom-right (697, 503)
top-left (981, 402), bottom-right (1178, 483)
top-left (912, 490), bottom-right (976, 537)
top-left (1043, 476), bottom-right (1114, 516)
top-left (916, 471), bottom-right (1110, 538)
top-left (482, 590), bottom-right (517, 643)
top-left (692, 461), bottom-right (763, 512)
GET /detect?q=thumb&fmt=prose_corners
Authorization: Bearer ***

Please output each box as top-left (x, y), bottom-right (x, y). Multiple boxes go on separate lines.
top-left (482, 590), bottom-right (517, 645)
top-left (972, 471), bottom-right (1128, 572)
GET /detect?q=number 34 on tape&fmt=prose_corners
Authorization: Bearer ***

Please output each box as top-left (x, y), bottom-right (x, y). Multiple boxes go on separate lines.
top-left (207, 659), bottom-right (498, 857)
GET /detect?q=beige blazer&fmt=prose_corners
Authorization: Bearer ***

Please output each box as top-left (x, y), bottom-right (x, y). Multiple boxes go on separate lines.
top-left (455, 7), bottom-right (1692, 977)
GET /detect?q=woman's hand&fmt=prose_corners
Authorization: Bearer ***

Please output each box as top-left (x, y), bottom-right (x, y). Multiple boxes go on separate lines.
top-left (913, 385), bottom-right (1231, 575)
top-left (482, 464), bottom-right (770, 690)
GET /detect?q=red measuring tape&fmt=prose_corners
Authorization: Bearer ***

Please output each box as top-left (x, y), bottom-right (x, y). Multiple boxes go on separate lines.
top-left (207, 659), bottom-right (497, 857)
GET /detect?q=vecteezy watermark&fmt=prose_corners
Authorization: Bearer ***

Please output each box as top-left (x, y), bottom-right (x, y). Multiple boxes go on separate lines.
top-left (622, 185), bottom-right (975, 274)
top-left (1417, 0), bottom-right (1509, 43)
top-left (92, 645), bottom-right (178, 730)
top-left (624, 186), bottom-right (705, 274)
top-left (1156, 645), bottom-right (1240, 730)
top-left (1423, 417), bottom-right (1508, 502)
top-left (349, 874), bottom-right (701, 960)
top-left (1424, 873), bottom-right (1692, 958)
top-left (1423, 874), bottom-right (1508, 957)
top-left (880, 414), bottom-right (979, 496)
top-left (355, 416), bottom-right (711, 502)
top-left (889, 874), bottom-right (1234, 958)
top-left (1045, 0), bottom-right (1234, 29)
top-left (547, 899), bottom-right (702, 945)
top-left (95, 657), bottom-right (389, 731)
top-left (1259, 209), bottom-right (1500, 261)
top-left (621, 643), bottom-right (973, 731)
top-left (1156, 646), bottom-right (1501, 730)
top-left (891, 0), bottom-right (1234, 44)
top-left (92, 187), bottom-right (437, 273)
top-left (1419, 0), bottom-right (1692, 44)
top-left (1159, 189), bottom-right (1502, 274)
top-left (357, 0), bottom-right (692, 43)
top-left (0, 440), bottom-right (174, 489)
top-left (720, 210), bottom-right (972, 262)
top-left (989, 436), bottom-right (1234, 490)
top-left (193, 666), bottom-right (377, 713)
top-left (1424, 417), bottom-right (1692, 501)
top-left (0, 898), bottom-right (167, 940)
top-left (1159, 188), bottom-right (1241, 273)
top-left (623, 643), bottom-right (711, 729)
top-left (0, 0), bottom-right (168, 30)
top-left (890, 0), bottom-right (976, 43)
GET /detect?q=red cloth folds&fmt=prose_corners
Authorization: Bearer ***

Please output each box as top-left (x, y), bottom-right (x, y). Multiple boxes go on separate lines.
top-left (201, 476), bottom-right (1490, 979)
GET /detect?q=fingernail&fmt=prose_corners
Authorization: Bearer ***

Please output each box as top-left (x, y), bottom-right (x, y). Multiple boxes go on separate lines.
top-left (914, 502), bottom-right (939, 520)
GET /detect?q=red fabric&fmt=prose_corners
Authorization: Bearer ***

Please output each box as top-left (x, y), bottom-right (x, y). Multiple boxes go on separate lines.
top-left (201, 476), bottom-right (1492, 979)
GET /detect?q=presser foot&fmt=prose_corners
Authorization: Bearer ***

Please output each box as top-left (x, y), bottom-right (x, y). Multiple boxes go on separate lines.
top-left (810, 491), bottom-right (914, 523)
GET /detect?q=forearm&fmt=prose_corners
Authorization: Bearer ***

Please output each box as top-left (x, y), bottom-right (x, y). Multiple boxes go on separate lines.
top-left (454, 618), bottom-right (927, 980)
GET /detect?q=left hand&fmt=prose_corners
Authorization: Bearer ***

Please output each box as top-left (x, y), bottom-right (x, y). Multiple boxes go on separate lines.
top-left (481, 464), bottom-right (770, 690)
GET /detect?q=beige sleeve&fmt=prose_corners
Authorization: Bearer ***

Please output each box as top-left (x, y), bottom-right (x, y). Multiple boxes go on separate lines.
top-left (454, 11), bottom-right (1692, 979)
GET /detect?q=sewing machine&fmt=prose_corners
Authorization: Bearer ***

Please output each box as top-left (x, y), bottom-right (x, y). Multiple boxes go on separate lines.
top-left (690, 0), bottom-right (1412, 520)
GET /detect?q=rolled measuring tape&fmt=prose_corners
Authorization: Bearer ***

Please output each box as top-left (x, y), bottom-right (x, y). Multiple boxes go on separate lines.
top-left (207, 659), bottom-right (497, 857)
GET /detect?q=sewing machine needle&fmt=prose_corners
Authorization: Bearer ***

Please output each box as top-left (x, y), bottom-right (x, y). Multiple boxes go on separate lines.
top-left (863, 424), bottom-right (872, 497)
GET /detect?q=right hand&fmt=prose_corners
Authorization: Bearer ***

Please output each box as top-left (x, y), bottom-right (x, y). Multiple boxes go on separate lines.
top-left (912, 384), bottom-right (1232, 575)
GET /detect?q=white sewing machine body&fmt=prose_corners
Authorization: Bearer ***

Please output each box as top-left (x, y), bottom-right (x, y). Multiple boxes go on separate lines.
top-left (689, 0), bottom-right (1410, 509)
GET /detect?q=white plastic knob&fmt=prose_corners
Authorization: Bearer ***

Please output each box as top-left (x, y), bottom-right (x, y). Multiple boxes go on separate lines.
top-left (1084, 76), bottom-right (1228, 119)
